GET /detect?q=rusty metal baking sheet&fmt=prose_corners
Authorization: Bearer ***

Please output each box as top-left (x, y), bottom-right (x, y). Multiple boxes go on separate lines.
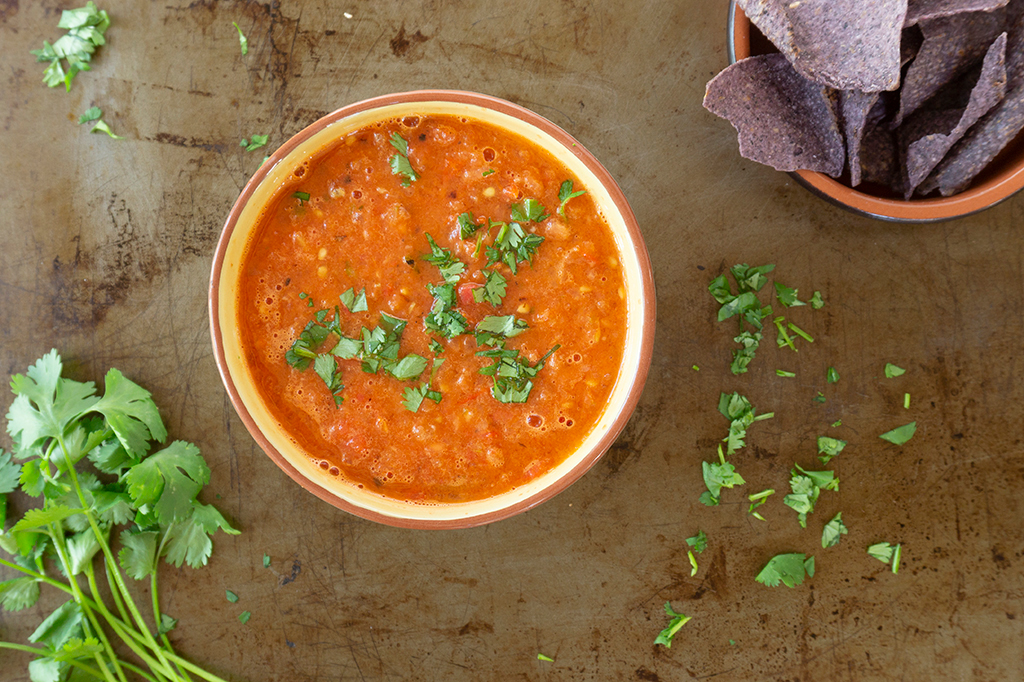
top-left (2, 1), bottom-right (1023, 680)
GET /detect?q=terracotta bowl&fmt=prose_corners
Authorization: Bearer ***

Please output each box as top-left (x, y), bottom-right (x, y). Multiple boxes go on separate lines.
top-left (209, 90), bottom-right (655, 529)
top-left (727, 1), bottom-right (1024, 222)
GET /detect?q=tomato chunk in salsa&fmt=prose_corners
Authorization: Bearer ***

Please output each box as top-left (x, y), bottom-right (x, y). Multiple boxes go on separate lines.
top-left (238, 114), bottom-right (627, 502)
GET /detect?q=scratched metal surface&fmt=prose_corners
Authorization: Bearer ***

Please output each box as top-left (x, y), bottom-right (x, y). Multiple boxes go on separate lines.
top-left (2, 1), bottom-right (1024, 680)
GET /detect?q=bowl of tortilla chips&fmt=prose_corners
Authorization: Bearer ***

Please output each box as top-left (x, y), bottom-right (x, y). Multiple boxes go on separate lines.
top-left (709, 0), bottom-right (1024, 222)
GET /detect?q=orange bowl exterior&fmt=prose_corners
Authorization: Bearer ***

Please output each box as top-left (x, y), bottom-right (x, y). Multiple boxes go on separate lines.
top-left (727, 2), bottom-right (1024, 222)
top-left (209, 91), bottom-right (656, 529)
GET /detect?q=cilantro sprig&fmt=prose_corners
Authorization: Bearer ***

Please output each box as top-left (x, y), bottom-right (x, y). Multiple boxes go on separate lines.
top-left (709, 264), bottom-right (774, 374)
top-left (653, 602), bottom-right (691, 647)
top-left (756, 553), bottom-right (815, 588)
top-left (0, 351), bottom-right (236, 682)
top-left (389, 132), bottom-right (420, 186)
top-left (782, 464), bottom-right (838, 528)
top-left (477, 345), bottom-right (559, 404)
top-left (557, 180), bottom-right (586, 216)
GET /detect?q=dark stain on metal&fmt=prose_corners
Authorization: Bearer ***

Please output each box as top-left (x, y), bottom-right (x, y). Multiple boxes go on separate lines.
top-left (280, 559), bottom-right (302, 585)
top-left (0, 0), bottom-right (17, 22)
top-left (390, 26), bottom-right (429, 58)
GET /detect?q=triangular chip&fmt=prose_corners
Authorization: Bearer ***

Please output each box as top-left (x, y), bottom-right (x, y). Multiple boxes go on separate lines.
top-left (895, 9), bottom-right (1007, 125)
top-left (905, 0), bottom-right (1008, 26)
top-left (841, 90), bottom-right (882, 186)
top-left (737, 0), bottom-right (908, 92)
top-left (901, 32), bottom-right (1008, 195)
top-left (704, 54), bottom-right (845, 176)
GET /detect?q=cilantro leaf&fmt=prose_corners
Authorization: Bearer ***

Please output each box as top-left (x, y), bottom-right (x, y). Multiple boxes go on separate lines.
top-left (117, 530), bottom-right (158, 580)
top-left (557, 180), bottom-right (586, 216)
top-left (263, 554), bottom-right (270, 568)
top-left (473, 269), bottom-right (508, 307)
top-left (11, 505), bottom-right (84, 533)
top-left (389, 354), bottom-right (428, 381)
top-left (475, 315), bottom-right (528, 346)
top-left (685, 530), bottom-right (707, 553)
top-left (50, 636), bottom-right (104, 663)
top-left (821, 512), bottom-right (848, 548)
top-left (731, 331), bottom-right (761, 375)
top-left (702, 459), bottom-right (745, 500)
top-left (708, 275), bottom-right (733, 304)
top-left (241, 134), bottom-right (268, 152)
top-left (31, 2), bottom-right (109, 91)
top-left (826, 367), bottom-right (840, 383)
top-left (0, 576), bottom-right (41, 612)
top-left (816, 436), bottom-right (847, 464)
top-left (730, 264), bottom-right (775, 293)
top-left (78, 106), bottom-right (102, 124)
top-left (424, 283), bottom-right (469, 338)
top-left (867, 542), bottom-right (895, 563)
top-left (66, 529), bottom-right (102, 575)
top-left (286, 320), bottom-right (332, 370)
top-left (485, 221), bottom-right (544, 274)
top-left (402, 383), bottom-right (442, 413)
top-left (884, 363), bottom-right (906, 378)
top-left (313, 354), bottom-right (344, 405)
top-left (238, 610), bottom-right (252, 624)
top-left (158, 614), bottom-right (178, 635)
top-left (755, 553), bottom-right (813, 588)
top-left (162, 501), bottom-right (239, 569)
top-left (458, 212), bottom-right (483, 239)
top-left (232, 21), bottom-right (249, 55)
top-left (226, 589), bottom-right (239, 603)
top-left (91, 368), bottom-right (168, 458)
top-left (774, 282), bottom-right (805, 307)
top-left (718, 392), bottom-right (772, 456)
top-left (0, 450), bottom-right (21, 494)
top-left (783, 464), bottom-right (837, 528)
top-left (477, 345), bottom-right (558, 404)
top-left (124, 441), bottom-right (210, 523)
top-left (28, 599), bottom-right (83, 650)
top-left (90, 119), bottom-right (123, 139)
top-left (510, 198), bottom-right (548, 223)
top-left (653, 602), bottom-right (691, 647)
top-left (389, 132), bottom-right (420, 185)
top-left (879, 422), bottom-right (916, 445)
top-left (423, 234), bottom-right (465, 283)
top-left (810, 291), bottom-right (824, 309)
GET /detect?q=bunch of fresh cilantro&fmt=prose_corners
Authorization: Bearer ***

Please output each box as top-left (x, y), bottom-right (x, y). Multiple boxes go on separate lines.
top-left (0, 350), bottom-right (237, 682)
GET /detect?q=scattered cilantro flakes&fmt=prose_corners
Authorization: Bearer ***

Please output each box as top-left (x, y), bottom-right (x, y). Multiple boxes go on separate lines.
top-left (756, 553), bottom-right (814, 588)
top-left (263, 554), bottom-right (271, 568)
top-left (232, 21), bottom-right (249, 55)
top-left (826, 367), bottom-right (839, 383)
top-left (457, 212), bottom-right (483, 239)
top-left (688, 550), bottom-right (699, 576)
top-left (293, 191), bottom-right (310, 202)
top-left (510, 198), bottom-right (548, 223)
top-left (78, 106), bottom-right (102, 124)
top-left (701, 450), bottom-right (745, 505)
top-left (821, 512), bottom-right (848, 548)
top-left (557, 179), bottom-right (586, 216)
top-left (787, 322), bottom-right (814, 343)
top-left (477, 344), bottom-right (558, 404)
top-left (654, 602), bottom-right (691, 647)
top-left (685, 530), bottom-right (707, 553)
top-left (473, 269), bottom-right (508, 307)
top-left (884, 363), bottom-right (906, 378)
top-left (747, 488), bottom-right (774, 520)
top-left (892, 544), bottom-right (902, 574)
top-left (313, 353), bottom-right (344, 406)
top-left (537, 653), bottom-right (554, 662)
top-left (238, 610), bottom-right (252, 624)
top-left (425, 283), bottom-right (469, 338)
top-left (731, 331), bottom-right (762, 375)
top-left (868, 541), bottom-right (904, 572)
top-left (774, 282), bottom-right (805, 307)
top-left (402, 382), bottom-right (442, 413)
top-left (482, 169), bottom-right (496, 177)
top-left (816, 436), bottom-right (847, 464)
top-left (810, 291), bottom-right (824, 309)
top-left (485, 219), bottom-right (544, 274)
top-left (783, 464), bottom-right (837, 528)
top-left (831, 419), bottom-right (842, 428)
top-left (692, 365), bottom-right (700, 371)
top-left (78, 106), bottom-right (121, 138)
top-left (776, 369), bottom-right (795, 378)
top-left (904, 393), bottom-right (911, 409)
top-left (31, 2), bottom-right (110, 92)
top-left (423, 234), bottom-right (465, 284)
top-left (879, 422), bottom-right (916, 445)
top-left (226, 590), bottom-right (239, 603)
top-left (241, 134), bottom-right (268, 151)
top-left (389, 132), bottom-right (420, 185)
top-left (719, 392), bottom-right (772, 457)
top-left (813, 392), bottom-right (826, 404)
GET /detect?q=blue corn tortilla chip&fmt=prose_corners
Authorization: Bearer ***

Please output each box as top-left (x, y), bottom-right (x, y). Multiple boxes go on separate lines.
top-left (901, 33), bottom-right (1008, 195)
top-left (861, 122), bottom-right (902, 189)
top-left (917, 81), bottom-right (1024, 195)
top-left (841, 90), bottom-right (882, 186)
top-left (905, 0), bottom-right (1008, 26)
top-left (737, 0), bottom-right (908, 92)
top-left (894, 9), bottom-right (1007, 125)
top-left (704, 54), bottom-right (845, 176)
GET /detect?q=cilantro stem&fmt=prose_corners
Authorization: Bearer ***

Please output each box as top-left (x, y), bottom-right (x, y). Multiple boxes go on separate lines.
top-left (0, 555), bottom-right (77, 595)
top-left (104, 559), bottom-right (133, 631)
top-left (55, 434), bottom-right (182, 681)
top-left (83, 565), bottom-right (134, 682)
top-left (152, 571), bottom-right (194, 682)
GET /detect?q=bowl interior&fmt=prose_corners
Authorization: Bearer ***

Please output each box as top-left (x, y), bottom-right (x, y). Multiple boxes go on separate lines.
top-left (212, 94), bottom-right (654, 528)
top-left (728, 2), bottom-right (1024, 222)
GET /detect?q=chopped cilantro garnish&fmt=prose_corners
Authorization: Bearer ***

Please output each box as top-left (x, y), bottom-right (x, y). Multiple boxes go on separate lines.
top-left (238, 611), bottom-right (251, 624)
top-left (653, 602), bottom-right (691, 648)
top-left (718, 392), bottom-right (773, 456)
top-left (388, 132), bottom-right (420, 185)
top-left (730, 263), bottom-right (775, 292)
top-left (826, 367), bottom-right (839, 383)
top-left (879, 422), bottom-right (916, 445)
top-left (831, 419), bottom-right (842, 427)
top-left (783, 464), bottom-right (837, 528)
top-left (293, 191), bottom-right (310, 202)
top-left (731, 331), bottom-right (762, 374)
top-left (774, 282), bottom-right (805, 307)
top-left (688, 550), bottom-right (699, 576)
top-left (867, 542), bottom-right (894, 563)
top-left (477, 344), bottom-right (558, 404)
top-left (537, 653), bottom-right (554, 662)
top-left (776, 369), bottom-right (795, 378)
top-left (482, 169), bottom-right (496, 177)
top-left (685, 530), bottom-right (707, 553)
top-left (755, 553), bottom-right (814, 588)
top-left (402, 383), bottom-right (442, 413)
top-left (473, 269), bottom-right (508, 307)
top-left (423, 234), bottom-right (465, 284)
top-left (774, 316), bottom-right (796, 351)
top-left (90, 119), bottom-right (122, 139)
top-left (313, 354), bottom-right (344, 406)
top-left (821, 512), bottom-right (848, 548)
top-left (285, 320), bottom-right (332, 369)
top-left (225, 590), bottom-right (239, 603)
top-left (339, 287), bottom-right (368, 313)
top-left (31, 2), bottom-right (110, 92)
top-left (813, 392), bottom-right (826, 404)
top-left (485, 220), bottom-right (545, 275)
top-left (475, 315), bottom-right (528, 346)
top-left (429, 339), bottom-right (444, 354)
top-left (557, 180), bottom-right (586, 216)
top-left (810, 291), bottom-right (824, 309)
top-left (78, 106), bottom-right (122, 138)
top-left (232, 21), bottom-right (249, 55)
top-left (817, 436), bottom-right (846, 464)
top-left (510, 198), bottom-right (548, 223)
top-left (904, 392), bottom-right (910, 409)
top-left (457, 212), bottom-right (483, 239)
top-left (78, 106), bottom-right (102, 124)
top-left (692, 365), bottom-right (699, 371)
top-left (787, 322), bottom-right (814, 343)
top-left (263, 554), bottom-right (270, 568)
top-left (892, 544), bottom-right (902, 574)
top-left (424, 283), bottom-right (469, 338)
top-left (747, 488), bottom-right (774, 520)
top-left (884, 363), bottom-right (906, 378)
top-left (701, 446), bottom-right (745, 504)
top-left (240, 134), bottom-right (268, 151)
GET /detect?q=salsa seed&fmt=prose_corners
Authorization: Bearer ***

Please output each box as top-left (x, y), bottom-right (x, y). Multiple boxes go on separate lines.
top-left (318, 247), bottom-right (327, 260)
top-left (483, 187), bottom-right (496, 198)
top-left (317, 265), bottom-right (327, 278)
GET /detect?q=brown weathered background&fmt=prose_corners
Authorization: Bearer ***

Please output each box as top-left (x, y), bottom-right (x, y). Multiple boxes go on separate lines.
top-left (3, 1), bottom-right (1024, 680)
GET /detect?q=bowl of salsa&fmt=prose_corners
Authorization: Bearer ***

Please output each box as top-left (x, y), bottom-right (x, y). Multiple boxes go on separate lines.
top-left (210, 90), bottom-right (655, 528)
